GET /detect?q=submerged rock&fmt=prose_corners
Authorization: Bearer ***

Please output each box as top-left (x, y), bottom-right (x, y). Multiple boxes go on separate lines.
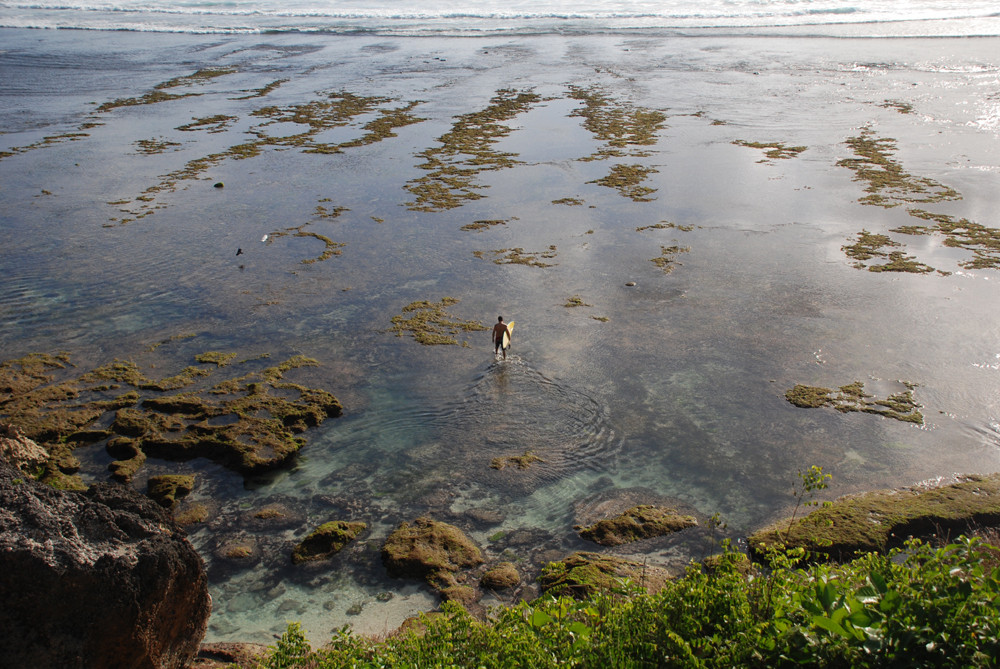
top-left (576, 504), bottom-right (698, 547)
top-left (748, 473), bottom-right (1000, 561)
top-left (0, 462), bottom-right (210, 668)
top-left (291, 520), bottom-right (367, 564)
top-left (539, 551), bottom-right (674, 598)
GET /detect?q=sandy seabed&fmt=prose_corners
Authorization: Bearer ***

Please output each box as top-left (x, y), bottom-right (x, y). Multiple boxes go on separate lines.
top-left (2, 27), bottom-right (1000, 643)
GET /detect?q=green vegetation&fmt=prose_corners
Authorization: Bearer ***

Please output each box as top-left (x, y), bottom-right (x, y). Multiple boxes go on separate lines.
top-left (733, 140), bottom-right (808, 162)
top-left (0, 132), bottom-right (91, 161)
top-left (552, 197), bottom-right (585, 206)
top-left (405, 89), bottom-right (540, 212)
top-left (898, 210), bottom-right (1000, 270)
top-left (292, 520), bottom-right (367, 564)
top-left (785, 380), bottom-right (923, 424)
top-left (473, 246), bottom-right (558, 267)
top-left (259, 532), bottom-right (1000, 668)
top-left (564, 296), bottom-right (591, 308)
top-left (388, 297), bottom-right (488, 346)
top-left (96, 68), bottom-right (236, 113)
top-left (576, 505), bottom-right (698, 547)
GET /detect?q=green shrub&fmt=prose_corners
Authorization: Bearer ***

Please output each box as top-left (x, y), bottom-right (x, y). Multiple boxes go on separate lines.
top-left (257, 536), bottom-right (1000, 668)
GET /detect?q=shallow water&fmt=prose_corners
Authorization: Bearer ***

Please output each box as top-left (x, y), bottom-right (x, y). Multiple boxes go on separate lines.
top-left (2, 28), bottom-right (1000, 643)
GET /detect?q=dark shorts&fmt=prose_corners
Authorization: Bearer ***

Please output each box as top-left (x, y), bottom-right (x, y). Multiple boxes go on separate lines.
top-left (494, 337), bottom-right (503, 350)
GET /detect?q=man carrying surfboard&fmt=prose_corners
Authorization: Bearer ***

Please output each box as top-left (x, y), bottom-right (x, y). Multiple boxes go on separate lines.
top-left (492, 316), bottom-right (512, 360)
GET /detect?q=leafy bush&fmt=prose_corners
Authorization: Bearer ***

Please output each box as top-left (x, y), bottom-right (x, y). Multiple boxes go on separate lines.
top-left (258, 536), bottom-right (1000, 668)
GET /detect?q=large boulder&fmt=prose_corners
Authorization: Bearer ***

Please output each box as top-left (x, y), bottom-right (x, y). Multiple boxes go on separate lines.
top-left (0, 461), bottom-right (211, 668)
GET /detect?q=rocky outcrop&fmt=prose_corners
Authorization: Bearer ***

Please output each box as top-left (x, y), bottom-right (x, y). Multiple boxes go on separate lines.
top-left (748, 473), bottom-right (1000, 561)
top-left (382, 517), bottom-right (483, 603)
top-left (0, 462), bottom-right (211, 668)
top-left (0, 422), bottom-right (48, 472)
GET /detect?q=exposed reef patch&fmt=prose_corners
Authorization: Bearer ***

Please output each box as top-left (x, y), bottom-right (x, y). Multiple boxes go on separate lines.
top-left (405, 89), bottom-right (541, 212)
top-left (0, 349), bottom-right (343, 487)
top-left (473, 246), bottom-right (558, 267)
top-left (733, 139), bottom-right (807, 162)
top-left (650, 245), bottom-right (689, 273)
top-left (388, 297), bottom-right (487, 346)
top-left (785, 380), bottom-right (923, 424)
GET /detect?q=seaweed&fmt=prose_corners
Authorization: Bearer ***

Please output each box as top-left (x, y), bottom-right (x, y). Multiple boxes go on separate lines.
top-left (650, 245), bottom-right (689, 273)
top-left (837, 128), bottom-right (960, 209)
top-left (473, 247), bottom-right (558, 267)
top-left (405, 89), bottom-right (541, 212)
top-left (588, 163), bottom-right (659, 201)
top-left (733, 140), bottom-right (807, 162)
top-left (490, 451), bottom-right (544, 470)
top-left (388, 297), bottom-right (488, 346)
top-left (842, 230), bottom-right (935, 274)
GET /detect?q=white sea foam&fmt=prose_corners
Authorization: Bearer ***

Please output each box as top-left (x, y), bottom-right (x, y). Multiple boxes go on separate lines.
top-left (2, 0), bottom-right (999, 35)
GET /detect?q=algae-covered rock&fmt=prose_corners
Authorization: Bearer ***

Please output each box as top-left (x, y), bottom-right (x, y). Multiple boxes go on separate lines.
top-left (291, 520), bottom-right (366, 564)
top-left (748, 473), bottom-right (1000, 561)
top-left (576, 504), bottom-right (697, 547)
top-left (148, 474), bottom-right (195, 508)
top-left (539, 551), bottom-right (674, 598)
top-left (481, 562), bottom-right (520, 590)
top-left (382, 517), bottom-right (483, 586)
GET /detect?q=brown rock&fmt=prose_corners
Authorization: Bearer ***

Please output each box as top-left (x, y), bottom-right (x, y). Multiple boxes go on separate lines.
top-left (0, 462), bottom-right (211, 668)
top-left (481, 562), bottom-right (520, 590)
top-left (0, 422), bottom-right (48, 471)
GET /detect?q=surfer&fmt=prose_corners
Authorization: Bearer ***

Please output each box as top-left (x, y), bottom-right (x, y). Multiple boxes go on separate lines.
top-left (492, 316), bottom-right (511, 360)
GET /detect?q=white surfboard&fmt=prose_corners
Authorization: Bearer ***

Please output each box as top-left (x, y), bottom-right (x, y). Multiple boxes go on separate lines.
top-left (502, 321), bottom-right (515, 350)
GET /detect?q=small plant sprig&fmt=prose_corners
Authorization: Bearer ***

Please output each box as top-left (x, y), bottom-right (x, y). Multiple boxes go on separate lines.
top-left (782, 465), bottom-right (832, 544)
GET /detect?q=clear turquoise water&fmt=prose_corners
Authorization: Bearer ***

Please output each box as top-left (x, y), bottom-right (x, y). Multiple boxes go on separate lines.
top-left (2, 28), bottom-right (1000, 642)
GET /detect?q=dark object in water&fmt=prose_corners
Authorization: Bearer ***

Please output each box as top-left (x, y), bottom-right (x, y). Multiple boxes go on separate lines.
top-left (236, 248), bottom-right (243, 256)
top-left (214, 182), bottom-right (224, 188)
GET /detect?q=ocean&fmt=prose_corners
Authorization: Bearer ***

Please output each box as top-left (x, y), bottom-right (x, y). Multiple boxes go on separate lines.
top-left (2, 0), bottom-right (999, 35)
top-left (2, 0), bottom-right (1000, 648)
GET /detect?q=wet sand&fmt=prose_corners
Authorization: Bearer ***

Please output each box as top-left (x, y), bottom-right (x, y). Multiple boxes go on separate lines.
top-left (2, 28), bottom-right (1000, 642)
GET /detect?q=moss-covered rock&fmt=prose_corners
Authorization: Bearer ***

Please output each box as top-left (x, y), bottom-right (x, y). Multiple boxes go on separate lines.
top-left (382, 517), bottom-right (483, 590)
top-left (539, 552), bottom-right (674, 598)
top-left (480, 562), bottom-right (520, 590)
top-left (748, 473), bottom-right (1000, 561)
top-left (291, 520), bottom-right (367, 564)
top-left (576, 505), bottom-right (697, 547)
top-left (147, 474), bottom-right (195, 508)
